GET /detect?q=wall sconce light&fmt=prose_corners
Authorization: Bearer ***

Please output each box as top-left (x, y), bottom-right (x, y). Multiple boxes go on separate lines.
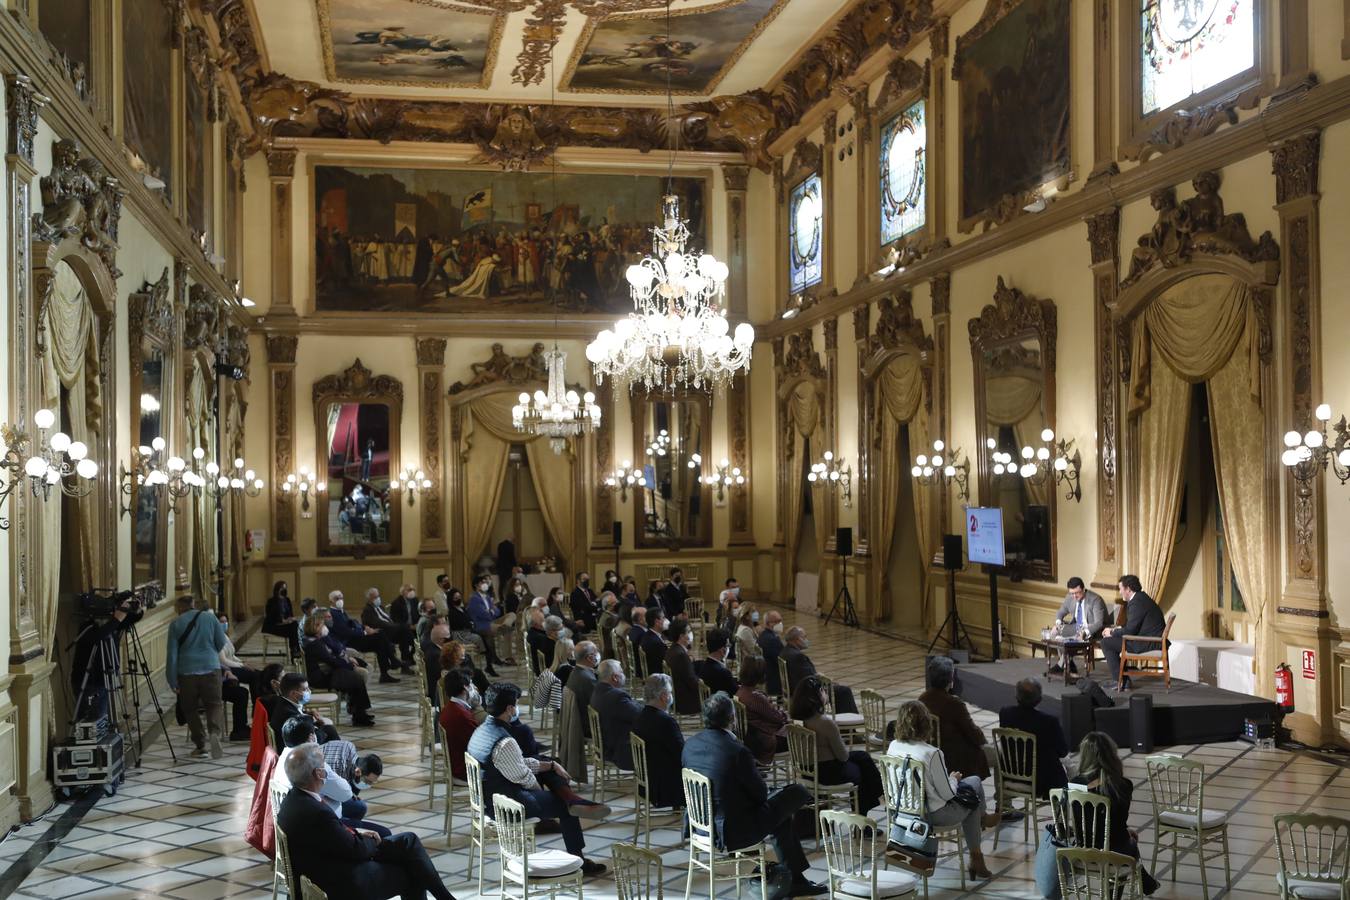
top-left (807, 450), bottom-right (853, 508)
top-left (604, 460), bottom-right (647, 502)
top-left (646, 430), bottom-right (671, 457)
top-left (700, 456), bottom-right (747, 502)
top-left (0, 408), bottom-right (100, 529)
top-left (119, 436), bottom-right (167, 518)
top-left (987, 427), bottom-right (1082, 502)
top-left (1282, 403), bottom-right (1350, 487)
top-left (391, 466), bottom-right (432, 506)
top-left (911, 439), bottom-right (970, 502)
top-left (282, 466), bottom-right (324, 518)
top-left (206, 456), bottom-right (265, 500)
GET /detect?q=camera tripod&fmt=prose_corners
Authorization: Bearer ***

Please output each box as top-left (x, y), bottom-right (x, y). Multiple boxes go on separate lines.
top-left (823, 555), bottom-right (860, 628)
top-left (70, 616), bottom-right (176, 767)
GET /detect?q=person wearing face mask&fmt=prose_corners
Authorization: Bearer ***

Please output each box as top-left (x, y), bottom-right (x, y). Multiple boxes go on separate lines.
top-left (390, 584), bottom-right (421, 631)
top-left (468, 576), bottom-right (513, 673)
top-left (360, 587), bottom-right (416, 667)
top-left (270, 673), bottom-right (341, 746)
top-left (758, 610), bottom-right (786, 696)
top-left (274, 716), bottom-right (389, 838)
top-left (719, 578), bottom-right (742, 629)
top-left (166, 595), bottom-right (227, 759)
top-left (698, 629), bottom-right (740, 697)
top-left (590, 659), bottom-right (642, 771)
top-left (439, 669), bottom-right (481, 780)
top-left (218, 613), bottom-right (258, 742)
top-left (640, 611), bottom-right (669, 677)
top-left (601, 570), bottom-right (621, 597)
top-left (328, 591), bottom-right (406, 680)
top-left (595, 592), bottom-right (620, 658)
top-left (631, 673), bottom-right (686, 809)
top-left (569, 572), bottom-right (600, 633)
top-left (433, 573), bottom-right (452, 617)
top-left (664, 619), bottom-right (702, 715)
top-left (302, 616), bottom-right (376, 727)
top-left (276, 742), bottom-right (459, 900)
top-left (736, 605), bottom-right (764, 663)
top-left (783, 625), bottom-right (858, 714)
top-left (264, 580), bottom-right (301, 659)
top-left (468, 683), bottom-right (609, 876)
top-left (505, 577), bottom-right (530, 616)
top-left (659, 567), bottom-right (688, 620)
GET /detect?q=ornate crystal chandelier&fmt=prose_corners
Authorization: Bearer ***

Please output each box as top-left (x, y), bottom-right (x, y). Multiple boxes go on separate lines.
top-left (512, 347), bottom-right (601, 455)
top-left (586, 195), bottom-right (752, 392)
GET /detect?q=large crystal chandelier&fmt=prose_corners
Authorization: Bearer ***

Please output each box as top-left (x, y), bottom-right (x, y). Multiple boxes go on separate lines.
top-left (512, 347), bottom-right (601, 455)
top-left (586, 195), bottom-right (752, 392)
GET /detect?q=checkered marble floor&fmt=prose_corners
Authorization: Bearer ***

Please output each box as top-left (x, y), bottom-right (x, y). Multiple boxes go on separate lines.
top-left (1, 604), bottom-right (1346, 899)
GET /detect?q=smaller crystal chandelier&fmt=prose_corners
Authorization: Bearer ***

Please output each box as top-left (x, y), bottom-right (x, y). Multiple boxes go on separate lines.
top-left (0, 408), bottom-right (100, 529)
top-left (987, 428), bottom-right (1082, 502)
top-left (911, 439), bottom-right (970, 502)
top-left (700, 456), bottom-right (746, 501)
top-left (511, 347), bottom-right (601, 455)
top-left (604, 460), bottom-right (647, 502)
top-left (807, 450), bottom-right (853, 508)
top-left (1282, 403), bottom-right (1350, 487)
top-left (391, 466), bottom-right (433, 506)
top-left (282, 466), bottom-right (325, 518)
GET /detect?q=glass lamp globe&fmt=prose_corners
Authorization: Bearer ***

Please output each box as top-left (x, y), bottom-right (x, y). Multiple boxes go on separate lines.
top-left (1284, 431), bottom-right (1301, 448)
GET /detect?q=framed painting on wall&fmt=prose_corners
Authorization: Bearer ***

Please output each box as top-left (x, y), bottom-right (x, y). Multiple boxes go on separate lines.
top-left (955, 0), bottom-right (1070, 229)
top-left (317, 0), bottom-right (503, 89)
top-left (123, 0), bottom-right (174, 198)
top-left (312, 165), bottom-right (708, 315)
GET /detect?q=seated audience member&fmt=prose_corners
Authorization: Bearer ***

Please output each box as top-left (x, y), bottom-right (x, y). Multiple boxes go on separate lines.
top-left (439, 669), bottom-right (480, 781)
top-left (759, 611), bottom-right (786, 696)
top-left (565, 641), bottom-right (600, 739)
top-left (270, 672), bottom-right (341, 746)
top-left (440, 640), bottom-right (489, 699)
top-left (601, 570), bottom-right (622, 597)
top-left (627, 607), bottom-right (650, 668)
top-left (263, 580), bottom-right (301, 658)
top-left (391, 584), bottom-right (420, 630)
top-left (591, 658), bottom-right (642, 770)
top-left (468, 684), bottom-right (608, 875)
top-left (783, 626), bottom-right (858, 714)
top-left (468, 575), bottom-right (512, 675)
top-left (736, 657), bottom-right (788, 764)
top-left (277, 743), bottom-right (456, 900)
top-left (698, 629), bottom-right (739, 697)
top-left (887, 700), bottom-right (998, 877)
top-left (329, 590), bottom-right (404, 678)
top-left (919, 655), bottom-right (990, 781)
top-left (532, 637), bottom-right (576, 713)
top-left (361, 587), bottom-right (416, 668)
top-left (791, 677), bottom-right (882, 815)
top-left (1073, 732), bottom-right (1159, 895)
top-left (301, 616), bottom-right (375, 727)
top-left (998, 678), bottom-right (1069, 797)
top-left (544, 587), bottom-right (581, 635)
top-left (660, 567), bottom-right (689, 620)
top-left (664, 620), bottom-right (702, 715)
top-left (619, 576), bottom-right (641, 611)
top-left (640, 610), bottom-right (669, 676)
top-left (504, 577), bottom-right (531, 616)
top-left (570, 572), bottom-right (601, 633)
top-left (415, 598), bottom-right (439, 644)
top-left (682, 692), bottom-right (825, 897)
top-left (274, 716), bottom-right (389, 837)
top-left (631, 674), bottom-right (685, 809)
top-left (735, 606), bottom-right (763, 661)
top-left (219, 613), bottom-right (257, 742)
top-left (596, 592), bottom-right (620, 658)
top-left (645, 580), bottom-right (665, 614)
top-left (317, 607), bottom-right (374, 685)
top-left (1099, 574), bottom-right (1167, 690)
top-left (297, 597), bottom-right (318, 643)
top-left (443, 588), bottom-right (484, 652)
top-left (718, 577), bottom-right (741, 622)
top-left (525, 609), bottom-right (554, 675)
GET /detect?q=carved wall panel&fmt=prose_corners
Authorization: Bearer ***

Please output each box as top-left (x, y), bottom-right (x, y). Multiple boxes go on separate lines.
top-left (1086, 208), bottom-right (1120, 567)
top-left (267, 334), bottom-right (298, 553)
top-left (416, 337), bottom-right (447, 552)
top-left (729, 371), bottom-right (753, 545)
top-left (592, 379), bottom-right (614, 541)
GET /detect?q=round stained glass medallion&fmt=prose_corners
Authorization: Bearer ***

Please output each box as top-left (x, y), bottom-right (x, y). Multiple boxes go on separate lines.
top-left (1157, 0), bottom-right (1221, 45)
top-left (885, 120), bottom-right (923, 210)
top-left (792, 188), bottom-right (821, 258)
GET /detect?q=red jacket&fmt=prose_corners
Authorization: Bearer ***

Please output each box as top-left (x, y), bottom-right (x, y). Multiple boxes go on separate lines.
top-left (439, 699), bottom-right (477, 781)
top-left (244, 745), bottom-right (279, 859)
top-left (246, 699), bottom-right (271, 781)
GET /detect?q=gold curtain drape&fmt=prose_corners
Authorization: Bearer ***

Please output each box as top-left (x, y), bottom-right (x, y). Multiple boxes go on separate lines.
top-left (40, 263), bottom-right (101, 654)
top-left (187, 363), bottom-right (215, 603)
top-left (783, 380), bottom-right (822, 582)
top-left (526, 442), bottom-right (576, 581)
top-left (1130, 358), bottom-right (1191, 600)
top-left (984, 372), bottom-right (1042, 427)
top-left (872, 354), bottom-right (932, 626)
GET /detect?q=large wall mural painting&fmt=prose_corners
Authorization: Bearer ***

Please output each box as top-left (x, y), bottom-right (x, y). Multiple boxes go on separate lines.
top-left (561, 0), bottom-right (786, 95)
top-left (317, 0), bottom-right (503, 89)
top-left (313, 165), bottom-right (707, 315)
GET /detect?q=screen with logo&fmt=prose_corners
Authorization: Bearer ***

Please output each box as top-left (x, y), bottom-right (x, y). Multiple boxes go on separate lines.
top-left (965, 506), bottom-right (1006, 566)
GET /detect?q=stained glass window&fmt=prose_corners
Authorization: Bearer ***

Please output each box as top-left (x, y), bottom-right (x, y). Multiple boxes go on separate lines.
top-left (788, 173), bottom-right (823, 293)
top-left (880, 100), bottom-right (927, 245)
top-left (1141, 0), bottom-right (1255, 116)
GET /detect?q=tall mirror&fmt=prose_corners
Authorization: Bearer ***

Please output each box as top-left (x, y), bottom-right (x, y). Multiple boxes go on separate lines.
top-left (313, 360), bottom-right (402, 556)
top-left (129, 270), bottom-right (173, 589)
top-left (632, 392), bottom-right (712, 548)
top-left (970, 277), bottom-right (1057, 580)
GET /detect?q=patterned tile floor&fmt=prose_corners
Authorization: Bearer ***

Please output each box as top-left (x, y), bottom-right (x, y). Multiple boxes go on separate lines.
top-left (1, 603), bottom-right (1346, 898)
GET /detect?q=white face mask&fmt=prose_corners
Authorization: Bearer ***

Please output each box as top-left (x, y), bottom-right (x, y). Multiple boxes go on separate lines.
top-left (773, 622), bottom-right (783, 634)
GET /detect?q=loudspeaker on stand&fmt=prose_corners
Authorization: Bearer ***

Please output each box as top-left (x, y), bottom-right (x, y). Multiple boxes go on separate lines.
top-left (835, 527), bottom-right (853, 558)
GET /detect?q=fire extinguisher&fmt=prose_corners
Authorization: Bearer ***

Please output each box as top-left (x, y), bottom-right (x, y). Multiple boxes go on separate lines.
top-left (1274, 662), bottom-right (1295, 714)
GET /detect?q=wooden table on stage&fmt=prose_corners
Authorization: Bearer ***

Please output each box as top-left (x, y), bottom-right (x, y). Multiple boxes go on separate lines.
top-left (1027, 637), bottom-right (1096, 684)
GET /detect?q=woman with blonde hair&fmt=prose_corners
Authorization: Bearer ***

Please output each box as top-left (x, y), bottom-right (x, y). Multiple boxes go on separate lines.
top-left (735, 604), bottom-right (762, 662)
top-left (886, 700), bottom-right (997, 878)
top-left (532, 636), bottom-right (575, 712)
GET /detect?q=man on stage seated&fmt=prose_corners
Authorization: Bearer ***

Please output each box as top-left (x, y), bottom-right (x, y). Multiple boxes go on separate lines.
top-left (1052, 577), bottom-right (1108, 674)
top-left (1099, 574), bottom-right (1166, 691)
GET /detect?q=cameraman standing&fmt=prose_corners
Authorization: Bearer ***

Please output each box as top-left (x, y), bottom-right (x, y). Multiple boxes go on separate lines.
top-left (166, 595), bottom-right (227, 759)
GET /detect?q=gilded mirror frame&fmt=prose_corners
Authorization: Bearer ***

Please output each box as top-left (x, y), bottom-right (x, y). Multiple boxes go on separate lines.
top-left (313, 359), bottom-right (403, 557)
top-left (969, 277), bottom-right (1058, 581)
top-left (128, 267), bottom-right (174, 591)
top-left (630, 389), bottom-right (714, 550)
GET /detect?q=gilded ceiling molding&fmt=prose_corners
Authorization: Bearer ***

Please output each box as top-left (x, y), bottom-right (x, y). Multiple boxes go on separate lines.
top-left (447, 342), bottom-right (549, 394)
top-left (874, 58), bottom-right (928, 112)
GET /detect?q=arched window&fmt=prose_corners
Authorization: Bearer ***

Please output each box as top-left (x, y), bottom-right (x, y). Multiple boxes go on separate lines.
top-left (880, 100), bottom-right (927, 245)
top-left (1140, 0), bottom-right (1256, 116)
top-left (788, 172), bottom-right (823, 293)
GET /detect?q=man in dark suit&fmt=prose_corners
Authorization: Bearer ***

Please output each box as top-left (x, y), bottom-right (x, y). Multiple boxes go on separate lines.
top-left (360, 588), bottom-right (415, 665)
top-left (327, 591), bottom-right (404, 679)
top-left (631, 674), bottom-right (685, 809)
top-left (526, 610), bottom-right (561, 676)
top-left (569, 572), bottom-right (600, 633)
top-left (1099, 574), bottom-right (1167, 690)
top-left (565, 641), bottom-right (600, 738)
top-left (627, 607), bottom-right (650, 673)
top-left (496, 538), bottom-right (517, 596)
top-left (997, 678), bottom-right (1068, 797)
top-left (783, 626), bottom-right (858, 714)
top-left (390, 584), bottom-right (420, 631)
top-left (659, 567), bottom-right (688, 620)
top-left (681, 693), bottom-right (825, 897)
top-left (640, 612), bottom-right (669, 677)
top-left (759, 611), bottom-right (785, 696)
top-left (269, 673), bottom-right (341, 749)
top-left (665, 621), bottom-right (702, 715)
top-left (698, 629), bottom-right (739, 697)
top-left (590, 658), bottom-right (641, 771)
top-left (276, 742), bottom-right (457, 900)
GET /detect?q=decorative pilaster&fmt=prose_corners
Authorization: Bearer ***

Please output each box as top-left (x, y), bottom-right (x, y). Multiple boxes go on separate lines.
top-left (930, 273), bottom-right (952, 528)
top-left (928, 19), bottom-right (950, 241)
top-left (266, 148), bottom-right (298, 318)
top-left (772, 335), bottom-right (786, 550)
top-left (592, 379), bottom-right (614, 542)
top-left (1091, 0), bottom-right (1113, 168)
top-left (722, 164), bottom-right (749, 320)
top-left (415, 338), bottom-right (447, 554)
top-left (852, 304), bottom-right (871, 555)
top-left (822, 317), bottom-right (839, 550)
top-left (1085, 209), bottom-right (1121, 581)
top-left (267, 334), bottom-right (299, 556)
top-left (851, 88), bottom-right (871, 282)
top-left (728, 371), bottom-right (753, 546)
top-left (1271, 131), bottom-right (1322, 599)
top-left (822, 112), bottom-right (838, 292)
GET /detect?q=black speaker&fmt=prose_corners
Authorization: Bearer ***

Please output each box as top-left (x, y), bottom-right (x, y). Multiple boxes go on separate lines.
top-left (943, 534), bottom-right (963, 570)
top-left (1060, 692), bottom-right (1095, 747)
top-left (612, 520), bottom-right (623, 547)
top-left (1129, 693), bottom-right (1155, 753)
top-left (836, 527), bottom-right (853, 557)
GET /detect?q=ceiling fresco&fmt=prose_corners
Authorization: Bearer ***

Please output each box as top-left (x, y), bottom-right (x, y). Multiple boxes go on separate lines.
top-left (318, 0), bottom-right (504, 88)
